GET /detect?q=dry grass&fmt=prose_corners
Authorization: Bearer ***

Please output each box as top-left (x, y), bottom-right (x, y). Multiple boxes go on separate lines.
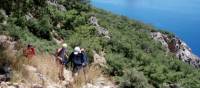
top-left (31, 54), bottom-right (59, 82)
top-left (12, 54), bottom-right (59, 85)
top-left (1, 48), bottom-right (105, 88)
top-left (73, 65), bottom-right (103, 88)
top-left (0, 48), bottom-right (28, 83)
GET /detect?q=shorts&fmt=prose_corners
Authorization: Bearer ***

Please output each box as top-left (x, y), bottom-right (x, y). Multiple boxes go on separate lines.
top-left (73, 64), bottom-right (83, 73)
top-left (56, 57), bottom-right (64, 65)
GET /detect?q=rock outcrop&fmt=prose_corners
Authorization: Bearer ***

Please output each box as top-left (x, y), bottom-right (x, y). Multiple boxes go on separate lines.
top-left (0, 9), bottom-right (8, 25)
top-left (93, 50), bottom-right (107, 67)
top-left (50, 30), bottom-right (64, 45)
top-left (0, 35), bottom-right (17, 83)
top-left (151, 32), bottom-right (200, 68)
top-left (47, 0), bottom-right (66, 11)
top-left (83, 75), bottom-right (116, 88)
top-left (162, 83), bottom-right (181, 88)
top-left (89, 16), bottom-right (110, 39)
top-left (0, 66), bottom-right (11, 82)
top-left (0, 35), bottom-right (17, 54)
top-left (25, 13), bottom-right (34, 21)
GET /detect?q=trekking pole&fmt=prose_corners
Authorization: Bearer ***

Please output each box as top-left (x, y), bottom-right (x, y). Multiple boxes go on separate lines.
top-left (82, 65), bottom-right (87, 84)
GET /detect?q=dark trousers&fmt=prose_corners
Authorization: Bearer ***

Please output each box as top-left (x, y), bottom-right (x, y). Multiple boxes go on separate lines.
top-left (72, 64), bottom-right (83, 76)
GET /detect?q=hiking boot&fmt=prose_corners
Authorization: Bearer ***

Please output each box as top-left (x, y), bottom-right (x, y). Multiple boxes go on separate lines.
top-left (59, 76), bottom-right (65, 81)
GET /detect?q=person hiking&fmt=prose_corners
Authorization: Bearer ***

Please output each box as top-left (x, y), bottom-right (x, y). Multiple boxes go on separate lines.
top-left (81, 48), bottom-right (88, 82)
top-left (56, 43), bottom-right (68, 80)
top-left (68, 47), bottom-right (86, 76)
top-left (23, 44), bottom-right (36, 59)
top-left (81, 48), bottom-right (88, 66)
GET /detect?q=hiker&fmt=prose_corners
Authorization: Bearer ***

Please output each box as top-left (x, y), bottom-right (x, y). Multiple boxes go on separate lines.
top-left (81, 48), bottom-right (88, 81)
top-left (56, 43), bottom-right (68, 80)
top-left (81, 48), bottom-right (88, 66)
top-left (23, 44), bottom-right (36, 59)
top-left (68, 47), bottom-right (87, 76)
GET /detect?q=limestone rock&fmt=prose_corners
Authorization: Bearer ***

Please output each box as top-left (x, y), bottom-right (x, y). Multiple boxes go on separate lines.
top-left (162, 83), bottom-right (181, 88)
top-left (0, 10), bottom-right (8, 25)
top-left (47, 0), bottom-right (66, 11)
top-left (0, 65), bottom-right (12, 82)
top-left (95, 26), bottom-right (109, 36)
top-left (89, 16), bottom-right (110, 39)
top-left (51, 30), bottom-right (64, 45)
top-left (93, 51), bottom-right (107, 67)
top-left (0, 9), bottom-right (8, 18)
top-left (0, 35), bottom-right (17, 52)
top-left (89, 16), bottom-right (99, 27)
top-left (151, 32), bottom-right (200, 68)
top-left (25, 13), bottom-right (33, 20)
top-left (82, 76), bottom-right (116, 88)
top-left (151, 32), bottom-right (169, 52)
top-left (23, 65), bottom-right (37, 73)
top-left (0, 75), bottom-right (7, 82)
top-left (63, 69), bottom-right (73, 83)
top-left (0, 82), bottom-right (26, 88)
top-left (57, 5), bottom-right (66, 12)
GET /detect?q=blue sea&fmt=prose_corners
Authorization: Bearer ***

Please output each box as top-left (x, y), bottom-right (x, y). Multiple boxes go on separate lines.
top-left (91, 0), bottom-right (200, 56)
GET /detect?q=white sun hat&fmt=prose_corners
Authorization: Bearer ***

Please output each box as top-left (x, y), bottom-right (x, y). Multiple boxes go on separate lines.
top-left (74, 46), bottom-right (81, 55)
top-left (62, 43), bottom-right (68, 48)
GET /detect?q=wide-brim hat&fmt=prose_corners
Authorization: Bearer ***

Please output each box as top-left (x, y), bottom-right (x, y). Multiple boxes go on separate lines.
top-left (74, 47), bottom-right (80, 55)
top-left (62, 43), bottom-right (68, 48)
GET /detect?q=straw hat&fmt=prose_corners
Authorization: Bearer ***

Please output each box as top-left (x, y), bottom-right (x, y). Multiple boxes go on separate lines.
top-left (62, 43), bottom-right (68, 48)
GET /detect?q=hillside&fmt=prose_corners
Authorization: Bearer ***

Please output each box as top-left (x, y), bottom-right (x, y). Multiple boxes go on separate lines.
top-left (0, 0), bottom-right (200, 88)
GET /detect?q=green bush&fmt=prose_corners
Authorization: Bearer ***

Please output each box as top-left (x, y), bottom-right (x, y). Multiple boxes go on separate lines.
top-left (28, 16), bottom-right (52, 40)
top-left (119, 69), bottom-right (153, 88)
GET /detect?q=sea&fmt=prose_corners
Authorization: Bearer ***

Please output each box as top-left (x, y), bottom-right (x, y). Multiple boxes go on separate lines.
top-left (91, 0), bottom-right (200, 56)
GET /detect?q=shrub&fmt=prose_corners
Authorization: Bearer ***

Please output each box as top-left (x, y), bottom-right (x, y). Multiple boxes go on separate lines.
top-left (119, 69), bottom-right (153, 88)
top-left (106, 53), bottom-right (127, 76)
top-left (28, 16), bottom-right (52, 40)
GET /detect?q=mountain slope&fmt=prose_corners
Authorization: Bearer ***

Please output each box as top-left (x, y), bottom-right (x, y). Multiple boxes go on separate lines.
top-left (0, 0), bottom-right (200, 88)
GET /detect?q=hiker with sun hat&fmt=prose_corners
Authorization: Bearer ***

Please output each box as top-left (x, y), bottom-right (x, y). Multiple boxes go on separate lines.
top-left (56, 43), bottom-right (68, 80)
top-left (68, 46), bottom-right (86, 76)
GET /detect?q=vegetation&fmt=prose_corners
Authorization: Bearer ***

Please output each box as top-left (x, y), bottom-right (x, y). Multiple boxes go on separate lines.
top-left (0, 0), bottom-right (200, 88)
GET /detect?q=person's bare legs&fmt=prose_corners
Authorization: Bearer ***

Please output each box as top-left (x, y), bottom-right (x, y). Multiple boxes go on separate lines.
top-left (60, 64), bottom-right (65, 80)
top-left (56, 59), bottom-right (62, 80)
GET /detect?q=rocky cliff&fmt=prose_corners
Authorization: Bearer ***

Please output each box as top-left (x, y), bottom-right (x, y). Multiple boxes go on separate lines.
top-left (151, 32), bottom-right (200, 68)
